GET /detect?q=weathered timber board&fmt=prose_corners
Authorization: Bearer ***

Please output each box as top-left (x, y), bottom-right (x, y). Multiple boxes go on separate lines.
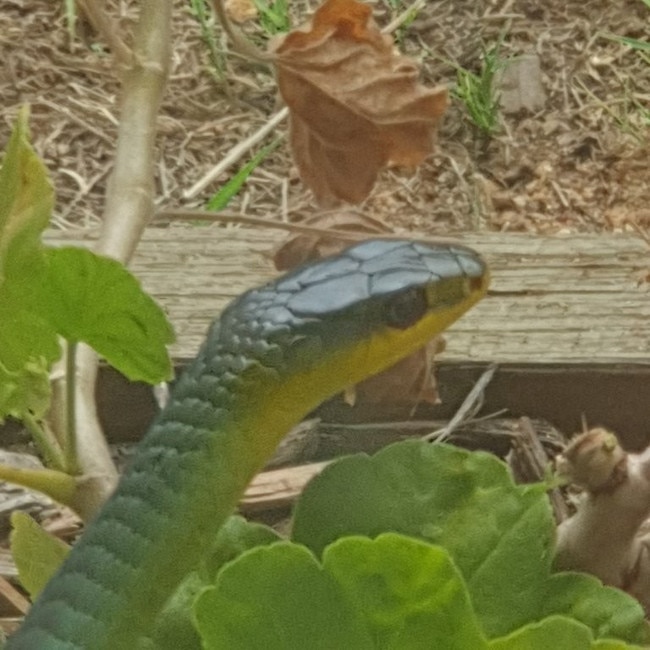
top-left (44, 226), bottom-right (650, 364)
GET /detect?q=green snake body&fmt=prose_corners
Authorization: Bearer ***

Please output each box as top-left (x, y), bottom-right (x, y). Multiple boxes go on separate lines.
top-left (8, 239), bottom-right (488, 649)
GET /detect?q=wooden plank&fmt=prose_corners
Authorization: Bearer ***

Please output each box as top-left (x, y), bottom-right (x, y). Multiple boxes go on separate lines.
top-left (44, 226), bottom-right (650, 364)
top-left (240, 461), bottom-right (329, 513)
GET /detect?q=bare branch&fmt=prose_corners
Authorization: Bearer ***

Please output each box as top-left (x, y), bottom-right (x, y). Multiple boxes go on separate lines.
top-left (61, 0), bottom-right (174, 516)
top-left (210, 0), bottom-right (270, 62)
top-left (76, 0), bottom-right (132, 67)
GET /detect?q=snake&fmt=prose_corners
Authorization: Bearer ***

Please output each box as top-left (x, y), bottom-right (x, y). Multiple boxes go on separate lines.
top-left (7, 238), bottom-right (489, 649)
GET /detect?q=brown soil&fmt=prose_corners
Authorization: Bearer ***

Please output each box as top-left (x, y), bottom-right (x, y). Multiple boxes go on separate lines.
top-left (1, 0), bottom-right (648, 232)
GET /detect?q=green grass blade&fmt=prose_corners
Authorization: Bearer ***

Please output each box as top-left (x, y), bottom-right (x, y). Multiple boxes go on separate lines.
top-left (205, 138), bottom-right (281, 211)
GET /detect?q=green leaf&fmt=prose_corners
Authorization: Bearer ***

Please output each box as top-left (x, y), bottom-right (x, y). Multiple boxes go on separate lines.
top-left (203, 514), bottom-right (282, 580)
top-left (540, 572), bottom-right (648, 645)
top-left (0, 464), bottom-right (76, 507)
top-left (0, 295), bottom-right (59, 373)
top-left (0, 106), bottom-right (53, 282)
top-left (488, 616), bottom-right (594, 649)
top-left (0, 107), bottom-right (59, 375)
top-left (488, 616), bottom-right (646, 650)
top-left (323, 533), bottom-right (487, 650)
top-left (195, 541), bottom-right (374, 650)
top-left (37, 246), bottom-right (174, 383)
top-left (592, 640), bottom-right (648, 650)
top-left (292, 441), bottom-right (646, 644)
top-left (615, 36), bottom-right (650, 52)
top-left (293, 440), bottom-right (554, 637)
top-left (146, 517), bottom-right (281, 650)
top-left (143, 573), bottom-right (205, 650)
top-left (0, 108), bottom-right (59, 422)
top-left (0, 357), bottom-right (51, 423)
top-left (10, 511), bottom-right (69, 599)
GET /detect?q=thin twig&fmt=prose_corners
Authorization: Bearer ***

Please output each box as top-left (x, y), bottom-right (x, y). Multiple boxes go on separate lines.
top-left (381, 0), bottom-right (426, 35)
top-left (424, 365), bottom-right (497, 442)
top-left (21, 413), bottom-right (65, 472)
top-left (183, 108), bottom-right (288, 198)
top-left (210, 0), bottom-right (270, 62)
top-left (0, 574), bottom-right (30, 615)
top-left (156, 208), bottom-right (479, 251)
top-left (513, 417), bottom-right (570, 523)
top-left (64, 340), bottom-right (78, 475)
top-left (76, 0), bottom-right (132, 67)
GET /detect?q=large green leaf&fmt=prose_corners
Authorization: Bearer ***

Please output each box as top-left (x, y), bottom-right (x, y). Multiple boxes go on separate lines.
top-left (292, 441), bottom-right (647, 643)
top-left (0, 106), bottom-right (53, 282)
top-left (489, 616), bottom-right (645, 650)
top-left (323, 534), bottom-right (487, 649)
top-left (0, 110), bottom-right (173, 423)
top-left (0, 108), bottom-right (59, 422)
top-left (489, 616), bottom-right (595, 650)
top-left (146, 517), bottom-right (281, 650)
top-left (195, 541), bottom-right (374, 649)
top-left (36, 246), bottom-right (174, 383)
top-left (292, 441), bottom-right (553, 637)
top-left (540, 572), bottom-right (648, 644)
top-left (195, 535), bottom-right (488, 650)
top-left (10, 511), bottom-right (69, 599)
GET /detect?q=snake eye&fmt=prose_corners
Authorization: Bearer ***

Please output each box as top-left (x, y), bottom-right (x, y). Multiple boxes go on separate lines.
top-left (384, 287), bottom-right (428, 330)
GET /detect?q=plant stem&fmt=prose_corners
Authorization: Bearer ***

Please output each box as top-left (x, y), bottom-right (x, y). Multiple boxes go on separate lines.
top-left (22, 413), bottom-right (65, 472)
top-left (64, 340), bottom-right (79, 475)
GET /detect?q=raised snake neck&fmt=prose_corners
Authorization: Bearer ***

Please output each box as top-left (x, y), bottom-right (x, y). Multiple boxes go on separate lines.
top-left (8, 239), bottom-right (488, 649)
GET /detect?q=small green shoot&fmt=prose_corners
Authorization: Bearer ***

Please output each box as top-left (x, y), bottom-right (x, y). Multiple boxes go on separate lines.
top-left (205, 138), bottom-right (281, 211)
top-left (602, 0), bottom-right (650, 64)
top-left (62, 0), bottom-right (77, 43)
top-left (252, 0), bottom-right (291, 35)
top-left (598, 0), bottom-right (650, 138)
top-left (188, 0), bottom-right (227, 83)
top-left (253, 0), bottom-right (291, 36)
top-left (383, 0), bottom-right (424, 45)
top-left (452, 40), bottom-right (504, 139)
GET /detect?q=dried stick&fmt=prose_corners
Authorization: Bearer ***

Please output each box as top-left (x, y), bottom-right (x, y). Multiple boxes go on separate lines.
top-left (76, 0), bottom-right (132, 67)
top-left (424, 365), bottom-right (496, 442)
top-left (184, 108), bottom-right (288, 198)
top-left (210, 0), bottom-right (270, 62)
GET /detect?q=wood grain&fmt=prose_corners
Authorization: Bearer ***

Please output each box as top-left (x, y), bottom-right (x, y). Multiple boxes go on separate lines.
top-left (45, 226), bottom-right (650, 364)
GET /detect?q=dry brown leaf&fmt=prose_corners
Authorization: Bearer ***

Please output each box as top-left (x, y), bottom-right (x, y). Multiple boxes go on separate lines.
top-left (346, 336), bottom-right (443, 407)
top-left (272, 0), bottom-right (448, 205)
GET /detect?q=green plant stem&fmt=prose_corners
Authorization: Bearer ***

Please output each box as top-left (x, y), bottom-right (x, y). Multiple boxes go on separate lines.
top-left (63, 0), bottom-right (77, 43)
top-left (190, 0), bottom-right (227, 83)
top-left (22, 413), bottom-right (66, 472)
top-left (64, 340), bottom-right (79, 475)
